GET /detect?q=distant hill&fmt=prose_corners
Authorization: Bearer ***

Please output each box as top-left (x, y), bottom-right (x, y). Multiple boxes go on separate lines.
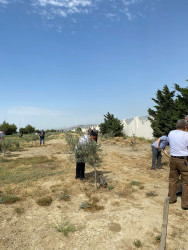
top-left (63, 124), bottom-right (98, 131)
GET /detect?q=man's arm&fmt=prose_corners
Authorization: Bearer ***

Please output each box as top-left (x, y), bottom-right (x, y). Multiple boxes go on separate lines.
top-left (156, 138), bottom-right (161, 148)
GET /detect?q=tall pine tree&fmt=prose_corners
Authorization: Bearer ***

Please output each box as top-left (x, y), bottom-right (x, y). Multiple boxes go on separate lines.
top-left (174, 82), bottom-right (188, 118)
top-left (148, 85), bottom-right (177, 137)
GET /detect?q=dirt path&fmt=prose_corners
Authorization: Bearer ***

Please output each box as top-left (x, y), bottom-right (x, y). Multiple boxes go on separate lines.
top-left (0, 138), bottom-right (187, 250)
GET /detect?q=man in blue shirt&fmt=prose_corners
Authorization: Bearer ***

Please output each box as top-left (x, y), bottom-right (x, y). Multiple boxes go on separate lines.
top-left (151, 135), bottom-right (169, 170)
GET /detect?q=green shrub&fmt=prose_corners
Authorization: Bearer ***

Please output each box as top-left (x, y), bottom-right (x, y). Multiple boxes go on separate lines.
top-left (130, 180), bottom-right (141, 186)
top-left (155, 235), bottom-right (161, 243)
top-left (133, 239), bottom-right (142, 248)
top-left (55, 220), bottom-right (75, 236)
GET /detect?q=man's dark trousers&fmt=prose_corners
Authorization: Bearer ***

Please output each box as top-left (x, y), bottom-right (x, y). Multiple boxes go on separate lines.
top-left (76, 162), bottom-right (85, 179)
top-left (151, 145), bottom-right (162, 169)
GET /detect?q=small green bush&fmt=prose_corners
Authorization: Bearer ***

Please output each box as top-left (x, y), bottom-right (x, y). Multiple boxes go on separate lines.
top-left (36, 196), bottom-right (53, 206)
top-left (108, 185), bottom-right (115, 190)
top-left (55, 220), bottom-right (75, 236)
top-left (155, 235), bottom-right (161, 243)
top-left (79, 201), bottom-right (90, 210)
top-left (130, 180), bottom-right (141, 186)
top-left (133, 239), bottom-right (142, 248)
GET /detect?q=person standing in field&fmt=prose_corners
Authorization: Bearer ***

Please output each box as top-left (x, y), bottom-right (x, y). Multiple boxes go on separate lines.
top-left (93, 127), bottom-right (99, 142)
top-left (75, 130), bottom-right (97, 180)
top-left (0, 131), bottom-right (5, 153)
top-left (168, 119), bottom-right (188, 210)
top-left (39, 130), bottom-right (45, 146)
top-left (0, 131), bottom-right (5, 140)
top-left (151, 135), bottom-right (169, 170)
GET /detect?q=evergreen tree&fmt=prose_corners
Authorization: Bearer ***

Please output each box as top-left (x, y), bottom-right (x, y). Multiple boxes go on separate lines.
top-left (99, 112), bottom-right (123, 137)
top-left (174, 83), bottom-right (188, 118)
top-left (148, 85), bottom-right (177, 137)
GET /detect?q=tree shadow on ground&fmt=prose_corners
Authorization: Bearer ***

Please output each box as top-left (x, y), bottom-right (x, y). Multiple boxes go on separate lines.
top-left (85, 170), bottom-right (111, 184)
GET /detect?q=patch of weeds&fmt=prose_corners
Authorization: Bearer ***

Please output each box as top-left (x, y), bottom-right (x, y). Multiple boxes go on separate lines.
top-left (80, 196), bottom-right (104, 212)
top-left (129, 135), bottom-right (138, 151)
top-left (108, 185), bottom-right (115, 190)
top-left (36, 196), bottom-right (53, 206)
top-left (146, 191), bottom-right (158, 197)
top-left (0, 195), bottom-right (20, 204)
top-left (14, 207), bottom-right (24, 214)
top-left (79, 201), bottom-right (90, 210)
top-left (133, 239), bottom-right (142, 248)
top-left (122, 134), bottom-right (127, 140)
top-left (155, 235), bottom-right (161, 244)
top-left (130, 180), bottom-right (141, 186)
top-left (55, 220), bottom-right (75, 236)
top-left (59, 191), bottom-right (70, 201)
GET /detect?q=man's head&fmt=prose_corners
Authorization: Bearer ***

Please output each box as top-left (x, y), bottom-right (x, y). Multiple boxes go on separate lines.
top-left (90, 130), bottom-right (97, 141)
top-left (176, 119), bottom-right (187, 130)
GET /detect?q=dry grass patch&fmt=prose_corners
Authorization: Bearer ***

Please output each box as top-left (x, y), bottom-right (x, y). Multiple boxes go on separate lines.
top-left (146, 191), bottom-right (158, 197)
top-left (116, 183), bottom-right (133, 198)
top-left (0, 195), bottom-right (20, 204)
top-left (14, 207), bottom-right (24, 214)
top-left (36, 196), bottom-right (53, 206)
top-left (0, 156), bottom-right (63, 185)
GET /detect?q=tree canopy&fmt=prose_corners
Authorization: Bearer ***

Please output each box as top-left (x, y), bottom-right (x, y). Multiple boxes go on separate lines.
top-left (0, 121), bottom-right (17, 135)
top-left (19, 124), bottom-right (35, 134)
top-left (148, 83), bottom-right (188, 137)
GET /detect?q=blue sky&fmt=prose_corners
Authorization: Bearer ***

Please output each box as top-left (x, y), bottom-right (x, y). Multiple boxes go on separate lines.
top-left (0, 0), bottom-right (188, 130)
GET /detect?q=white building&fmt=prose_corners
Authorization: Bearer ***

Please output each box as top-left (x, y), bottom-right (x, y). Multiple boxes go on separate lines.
top-left (122, 116), bottom-right (153, 139)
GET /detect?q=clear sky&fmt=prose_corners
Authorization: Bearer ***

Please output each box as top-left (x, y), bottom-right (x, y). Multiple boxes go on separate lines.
top-left (0, 0), bottom-right (188, 130)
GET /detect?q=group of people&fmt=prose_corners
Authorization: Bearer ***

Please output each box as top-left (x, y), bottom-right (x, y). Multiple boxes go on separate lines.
top-left (151, 116), bottom-right (188, 210)
top-left (1, 130), bottom-right (45, 146)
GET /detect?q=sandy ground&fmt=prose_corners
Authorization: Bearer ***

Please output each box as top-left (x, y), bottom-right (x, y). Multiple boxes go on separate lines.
top-left (0, 137), bottom-right (187, 250)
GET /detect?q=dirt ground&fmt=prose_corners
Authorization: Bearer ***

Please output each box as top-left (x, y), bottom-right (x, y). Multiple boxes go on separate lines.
top-left (0, 136), bottom-right (187, 250)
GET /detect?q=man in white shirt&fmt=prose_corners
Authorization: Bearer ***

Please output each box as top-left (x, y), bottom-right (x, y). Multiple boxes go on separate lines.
top-left (75, 131), bottom-right (97, 180)
top-left (168, 119), bottom-right (188, 210)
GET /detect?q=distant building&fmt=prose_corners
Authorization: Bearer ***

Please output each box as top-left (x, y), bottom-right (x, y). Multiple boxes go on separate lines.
top-left (122, 116), bottom-right (153, 139)
top-left (69, 116), bottom-right (154, 139)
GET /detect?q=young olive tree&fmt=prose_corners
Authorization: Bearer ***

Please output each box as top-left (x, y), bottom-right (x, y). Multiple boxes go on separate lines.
top-left (65, 132), bottom-right (103, 189)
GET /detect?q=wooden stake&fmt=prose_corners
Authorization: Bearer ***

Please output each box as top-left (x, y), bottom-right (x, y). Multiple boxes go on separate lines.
top-left (159, 197), bottom-right (170, 250)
